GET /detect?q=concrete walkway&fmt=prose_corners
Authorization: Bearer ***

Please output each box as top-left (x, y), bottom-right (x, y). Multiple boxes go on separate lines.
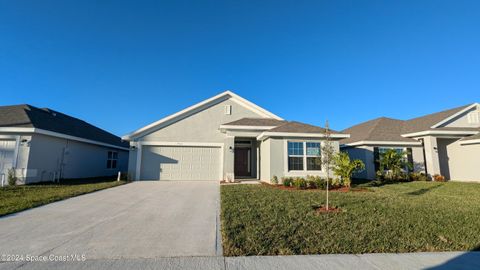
top-left (0, 181), bottom-right (221, 260)
top-left (1, 252), bottom-right (479, 270)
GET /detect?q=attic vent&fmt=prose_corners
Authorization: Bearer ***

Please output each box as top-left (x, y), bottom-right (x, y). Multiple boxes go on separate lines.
top-left (225, 105), bottom-right (232, 115)
top-left (467, 111), bottom-right (480, 124)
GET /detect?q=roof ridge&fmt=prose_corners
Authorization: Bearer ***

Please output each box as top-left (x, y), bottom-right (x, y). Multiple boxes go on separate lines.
top-left (405, 103), bottom-right (473, 122)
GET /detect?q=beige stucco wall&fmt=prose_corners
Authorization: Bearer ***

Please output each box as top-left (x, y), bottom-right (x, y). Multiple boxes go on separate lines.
top-left (139, 99), bottom-right (264, 142)
top-left (261, 137), bottom-right (341, 183)
top-left (441, 139), bottom-right (480, 181)
top-left (419, 136), bottom-right (441, 176)
top-left (259, 139), bottom-right (271, 181)
top-left (129, 98), bottom-right (268, 180)
top-left (27, 134), bottom-right (128, 183)
top-left (443, 104), bottom-right (480, 128)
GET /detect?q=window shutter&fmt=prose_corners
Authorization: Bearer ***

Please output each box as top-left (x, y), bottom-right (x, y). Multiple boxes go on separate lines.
top-left (407, 148), bottom-right (414, 172)
top-left (373, 147), bottom-right (380, 172)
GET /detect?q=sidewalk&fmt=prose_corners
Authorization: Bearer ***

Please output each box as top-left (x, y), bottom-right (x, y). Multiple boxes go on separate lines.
top-left (1, 252), bottom-right (479, 270)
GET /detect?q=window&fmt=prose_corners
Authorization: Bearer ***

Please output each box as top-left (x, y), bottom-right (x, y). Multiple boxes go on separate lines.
top-left (288, 142), bottom-right (304, 170)
top-left (107, 151), bottom-right (118, 169)
top-left (306, 142), bottom-right (321, 170)
top-left (287, 141), bottom-right (322, 171)
top-left (378, 147), bottom-right (403, 156)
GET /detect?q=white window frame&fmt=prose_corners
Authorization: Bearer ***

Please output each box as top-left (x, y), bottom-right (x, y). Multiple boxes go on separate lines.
top-left (305, 142), bottom-right (322, 171)
top-left (107, 150), bottom-right (118, 169)
top-left (287, 141), bottom-right (322, 172)
top-left (287, 141), bottom-right (304, 171)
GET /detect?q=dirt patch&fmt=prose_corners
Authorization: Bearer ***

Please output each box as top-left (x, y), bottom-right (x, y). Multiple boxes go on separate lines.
top-left (314, 205), bottom-right (342, 214)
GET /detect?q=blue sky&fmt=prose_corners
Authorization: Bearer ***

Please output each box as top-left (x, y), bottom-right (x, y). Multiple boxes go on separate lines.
top-left (0, 0), bottom-right (479, 136)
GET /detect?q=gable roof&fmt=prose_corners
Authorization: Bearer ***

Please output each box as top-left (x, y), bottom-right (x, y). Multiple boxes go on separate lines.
top-left (0, 104), bottom-right (128, 148)
top-left (123, 90), bottom-right (283, 140)
top-left (341, 103), bottom-right (477, 146)
top-left (341, 117), bottom-right (417, 145)
top-left (402, 104), bottom-right (472, 134)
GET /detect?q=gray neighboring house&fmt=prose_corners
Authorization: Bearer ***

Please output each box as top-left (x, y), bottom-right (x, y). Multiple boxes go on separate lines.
top-left (122, 91), bottom-right (349, 182)
top-left (341, 103), bottom-right (480, 181)
top-left (0, 104), bottom-right (129, 184)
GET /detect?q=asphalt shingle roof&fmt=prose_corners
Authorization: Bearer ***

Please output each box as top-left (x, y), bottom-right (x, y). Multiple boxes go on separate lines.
top-left (0, 104), bottom-right (128, 148)
top-left (222, 118), bottom-right (339, 134)
top-left (461, 132), bottom-right (480, 141)
top-left (269, 121), bottom-right (340, 133)
top-left (341, 104), bottom-right (476, 145)
top-left (341, 117), bottom-right (416, 144)
top-left (222, 118), bottom-right (286, 127)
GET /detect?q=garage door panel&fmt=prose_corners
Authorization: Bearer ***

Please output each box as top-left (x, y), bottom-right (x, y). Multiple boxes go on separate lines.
top-left (0, 140), bottom-right (16, 175)
top-left (140, 146), bottom-right (221, 181)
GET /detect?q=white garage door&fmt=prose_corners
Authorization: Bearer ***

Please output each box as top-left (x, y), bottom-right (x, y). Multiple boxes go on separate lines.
top-left (140, 145), bottom-right (221, 181)
top-left (0, 140), bottom-right (16, 176)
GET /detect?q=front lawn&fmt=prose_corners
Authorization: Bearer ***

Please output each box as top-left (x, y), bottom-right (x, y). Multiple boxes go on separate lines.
top-left (0, 179), bottom-right (127, 217)
top-left (221, 181), bottom-right (480, 256)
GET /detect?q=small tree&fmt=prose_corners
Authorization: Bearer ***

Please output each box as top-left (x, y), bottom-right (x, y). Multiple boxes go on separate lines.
top-left (333, 152), bottom-right (365, 188)
top-left (321, 120), bottom-right (336, 210)
top-left (379, 149), bottom-right (412, 181)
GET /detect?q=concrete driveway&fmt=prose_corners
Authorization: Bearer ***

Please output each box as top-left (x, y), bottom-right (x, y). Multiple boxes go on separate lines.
top-left (0, 181), bottom-right (221, 260)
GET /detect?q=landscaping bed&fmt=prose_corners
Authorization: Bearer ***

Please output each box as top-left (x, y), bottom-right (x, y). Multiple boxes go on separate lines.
top-left (221, 181), bottom-right (480, 256)
top-left (0, 179), bottom-right (127, 217)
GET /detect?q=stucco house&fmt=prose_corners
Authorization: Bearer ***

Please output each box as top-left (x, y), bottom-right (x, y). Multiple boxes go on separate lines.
top-left (123, 91), bottom-right (348, 182)
top-left (0, 104), bottom-right (129, 185)
top-left (341, 103), bottom-right (480, 181)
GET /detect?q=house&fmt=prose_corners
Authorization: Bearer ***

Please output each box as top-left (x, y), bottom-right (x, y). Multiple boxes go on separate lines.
top-left (0, 104), bottom-right (129, 184)
top-left (341, 103), bottom-right (480, 181)
top-left (122, 91), bottom-right (348, 182)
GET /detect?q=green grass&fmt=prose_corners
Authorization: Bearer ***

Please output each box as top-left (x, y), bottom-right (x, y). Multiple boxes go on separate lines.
top-left (0, 179), bottom-right (127, 217)
top-left (221, 181), bottom-right (480, 256)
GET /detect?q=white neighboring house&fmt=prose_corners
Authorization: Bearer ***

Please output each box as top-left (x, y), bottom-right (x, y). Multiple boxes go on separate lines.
top-left (341, 103), bottom-right (480, 182)
top-left (123, 91), bottom-right (349, 182)
top-left (0, 104), bottom-right (129, 185)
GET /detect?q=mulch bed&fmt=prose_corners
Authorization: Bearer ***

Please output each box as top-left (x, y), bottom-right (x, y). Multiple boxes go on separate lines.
top-left (265, 183), bottom-right (371, 193)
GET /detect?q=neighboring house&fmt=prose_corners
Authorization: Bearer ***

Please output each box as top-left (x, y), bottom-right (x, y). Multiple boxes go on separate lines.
top-left (0, 105), bottom-right (129, 184)
top-left (341, 103), bottom-right (480, 181)
top-left (122, 91), bottom-right (348, 182)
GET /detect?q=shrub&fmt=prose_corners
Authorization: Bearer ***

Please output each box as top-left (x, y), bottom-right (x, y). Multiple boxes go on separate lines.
top-left (282, 177), bottom-right (293, 187)
top-left (306, 180), bottom-right (317, 189)
top-left (332, 152), bottom-right (365, 188)
top-left (330, 178), bottom-right (342, 189)
top-left (409, 172), bottom-right (429, 181)
top-left (378, 149), bottom-right (412, 181)
top-left (271, 176), bottom-right (279, 185)
top-left (433, 174), bottom-right (446, 182)
top-left (292, 177), bottom-right (307, 189)
top-left (7, 168), bottom-right (17, 186)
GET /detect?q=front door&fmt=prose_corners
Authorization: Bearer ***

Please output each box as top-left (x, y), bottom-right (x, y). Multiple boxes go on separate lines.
top-left (234, 148), bottom-right (250, 177)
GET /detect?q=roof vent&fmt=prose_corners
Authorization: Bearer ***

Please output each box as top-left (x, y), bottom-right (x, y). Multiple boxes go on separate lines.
top-left (225, 105), bottom-right (232, 115)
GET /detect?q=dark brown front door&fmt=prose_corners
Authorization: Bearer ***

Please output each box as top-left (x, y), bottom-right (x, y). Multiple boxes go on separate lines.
top-left (234, 148), bottom-right (250, 177)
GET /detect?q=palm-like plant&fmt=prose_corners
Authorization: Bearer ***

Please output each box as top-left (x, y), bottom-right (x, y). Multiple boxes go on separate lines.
top-left (379, 149), bottom-right (412, 180)
top-left (333, 152), bottom-right (365, 188)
